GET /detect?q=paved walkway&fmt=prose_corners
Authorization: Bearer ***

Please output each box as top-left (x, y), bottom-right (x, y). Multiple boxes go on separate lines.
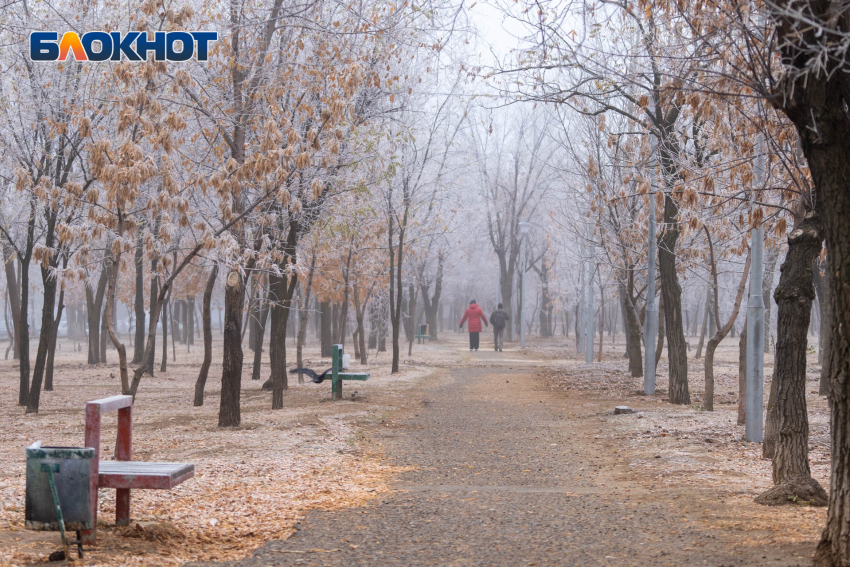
top-left (192, 347), bottom-right (813, 567)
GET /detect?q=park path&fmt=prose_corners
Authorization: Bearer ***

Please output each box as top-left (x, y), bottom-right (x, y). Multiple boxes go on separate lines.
top-left (192, 340), bottom-right (814, 567)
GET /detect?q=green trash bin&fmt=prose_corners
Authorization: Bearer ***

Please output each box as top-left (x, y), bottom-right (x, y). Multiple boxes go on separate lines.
top-left (26, 446), bottom-right (94, 559)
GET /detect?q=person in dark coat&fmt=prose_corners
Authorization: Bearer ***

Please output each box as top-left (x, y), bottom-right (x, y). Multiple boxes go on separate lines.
top-left (490, 303), bottom-right (509, 352)
top-left (459, 300), bottom-right (488, 351)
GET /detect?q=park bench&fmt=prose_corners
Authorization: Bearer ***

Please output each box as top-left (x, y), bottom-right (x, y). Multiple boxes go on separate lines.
top-left (416, 323), bottom-right (430, 344)
top-left (82, 395), bottom-right (194, 545)
top-left (330, 344), bottom-right (369, 400)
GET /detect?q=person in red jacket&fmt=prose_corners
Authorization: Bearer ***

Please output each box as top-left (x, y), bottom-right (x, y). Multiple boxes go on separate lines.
top-left (459, 299), bottom-right (488, 351)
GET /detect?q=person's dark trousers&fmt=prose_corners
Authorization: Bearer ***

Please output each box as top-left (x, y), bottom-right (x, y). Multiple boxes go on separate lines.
top-left (494, 327), bottom-right (504, 351)
top-left (469, 332), bottom-right (480, 350)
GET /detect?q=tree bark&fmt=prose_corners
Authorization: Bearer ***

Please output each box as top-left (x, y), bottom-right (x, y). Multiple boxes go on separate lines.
top-left (161, 287), bottom-right (170, 372)
top-left (219, 270), bottom-right (245, 426)
top-left (194, 265), bottom-right (218, 406)
top-left (296, 254), bottom-right (316, 373)
top-left (655, 295), bottom-right (665, 372)
top-left (695, 287), bottom-right (710, 359)
top-left (146, 272), bottom-right (158, 375)
top-left (44, 284), bottom-right (64, 392)
top-left (26, 212), bottom-right (59, 413)
top-left (703, 239), bottom-right (751, 412)
top-left (768, 212), bottom-right (824, 484)
top-left (132, 233), bottom-right (145, 364)
top-left (3, 244), bottom-right (21, 360)
top-left (320, 300), bottom-right (332, 357)
top-left (763, 246), bottom-right (779, 354)
top-left (816, 256), bottom-right (832, 396)
top-left (660, 194), bottom-right (689, 404)
top-left (619, 277), bottom-right (642, 377)
top-left (251, 287), bottom-right (269, 381)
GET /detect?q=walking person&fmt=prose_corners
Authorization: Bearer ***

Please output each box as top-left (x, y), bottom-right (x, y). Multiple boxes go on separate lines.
top-left (490, 303), bottom-right (509, 352)
top-left (459, 300), bottom-right (488, 351)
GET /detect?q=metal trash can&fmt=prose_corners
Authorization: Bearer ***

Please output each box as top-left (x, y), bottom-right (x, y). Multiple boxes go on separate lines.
top-left (25, 446), bottom-right (93, 531)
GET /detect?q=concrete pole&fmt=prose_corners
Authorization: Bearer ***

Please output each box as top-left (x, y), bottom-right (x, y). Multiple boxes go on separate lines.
top-left (745, 136), bottom-right (766, 442)
top-left (578, 253), bottom-right (585, 353)
top-left (643, 149), bottom-right (658, 395)
top-left (585, 223), bottom-right (594, 363)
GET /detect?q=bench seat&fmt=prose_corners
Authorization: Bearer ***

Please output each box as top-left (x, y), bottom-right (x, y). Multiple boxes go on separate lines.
top-left (98, 461), bottom-right (195, 490)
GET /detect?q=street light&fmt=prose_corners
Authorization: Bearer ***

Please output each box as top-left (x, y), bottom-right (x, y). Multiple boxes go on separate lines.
top-left (519, 221), bottom-right (531, 348)
top-left (745, 135), bottom-right (766, 443)
top-left (644, 140), bottom-right (659, 395)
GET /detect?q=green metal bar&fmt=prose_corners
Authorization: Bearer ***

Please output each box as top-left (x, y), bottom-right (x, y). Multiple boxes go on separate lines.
top-left (42, 463), bottom-right (71, 561)
top-left (332, 344), bottom-right (342, 400)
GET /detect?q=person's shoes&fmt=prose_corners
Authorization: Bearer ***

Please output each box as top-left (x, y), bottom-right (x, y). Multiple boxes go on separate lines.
top-left (499, 348), bottom-right (503, 352)
top-left (469, 348), bottom-right (473, 351)
top-left (475, 348), bottom-right (479, 351)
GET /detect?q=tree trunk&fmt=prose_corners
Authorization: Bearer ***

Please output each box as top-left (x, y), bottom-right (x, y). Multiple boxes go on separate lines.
top-left (251, 295), bottom-right (269, 381)
top-left (3, 244), bottom-right (21, 360)
top-left (320, 300), bottom-right (332, 357)
top-left (219, 270), bottom-right (245, 427)
top-left (695, 287), bottom-right (710, 359)
top-left (816, 256), bottom-right (832, 396)
top-left (756, 211), bottom-right (827, 507)
top-left (194, 265), bottom-right (218, 406)
top-left (45, 282), bottom-right (65, 392)
top-left (86, 262), bottom-right (108, 365)
top-left (132, 234), bottom-right (145, 364)
top-left (704, 246), bottom-right (751, 412)
top-left (655, 295), bottom-right (665, 372)
top-left (659, 193), bottom-right (689, 404)
top-left (187, 295), bottom-right (195, 347)
top-left (268, 269), bottom-right (296, 409)
top-left (296, 254), bottom-right (316, 374)
top-left (101, 239), bottom-right (130, 396)
top-left (146, 273), bottom-right (158, 375)
top-left (161, 287), bottom-right (170, 372)
top-left (26, 253), bottom-right (58, 413)
top-left (619, 278), bottom-right (642, 376)
top-left (768, 213), bottom-right (825, 482)
top-left (763, 246), bottom-right (779, 354)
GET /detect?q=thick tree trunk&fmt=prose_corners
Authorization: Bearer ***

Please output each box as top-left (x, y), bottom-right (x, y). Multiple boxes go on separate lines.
top-left (757, 212), bottom-right (827, 506)
top-left (194, 265), bottom-right (218, 406)
top-left (26, 260), bottom-right (57, 413)
top-left (133, 235), bottom-right (145, 364)
top-left (660, 194), bottom-right (689, 404)
top-left (219, 271), bottom-right (245, 427)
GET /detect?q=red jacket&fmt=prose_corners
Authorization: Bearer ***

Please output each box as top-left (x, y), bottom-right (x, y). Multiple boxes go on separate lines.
top-left (460, 304), bottom-right (488, 333)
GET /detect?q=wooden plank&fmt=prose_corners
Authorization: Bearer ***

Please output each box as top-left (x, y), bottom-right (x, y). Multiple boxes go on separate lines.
top-left (98, 461), bottom-right (195, 490)
top-left (87, 395), bottom-right (133, 413)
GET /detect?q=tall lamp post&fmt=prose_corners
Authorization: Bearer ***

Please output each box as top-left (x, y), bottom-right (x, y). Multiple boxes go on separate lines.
top-left (644, 142), bottom-right (659, 395)
top-left (745, 136), bottom-right (766, 442)
top-left (585, 221), bottom-right (595, 364)
top-left (519, 221), bottom-right (531, 348)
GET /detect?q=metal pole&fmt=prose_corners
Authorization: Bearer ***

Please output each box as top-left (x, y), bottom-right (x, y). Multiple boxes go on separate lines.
top-left (745, 136), bottom-right (766, 442)
top-left (578, 253), bottom-right (585, 353)
top-left (643, 147), bottom-right (658, 395)
top-left (585, 224), bottom-right (594, 363)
